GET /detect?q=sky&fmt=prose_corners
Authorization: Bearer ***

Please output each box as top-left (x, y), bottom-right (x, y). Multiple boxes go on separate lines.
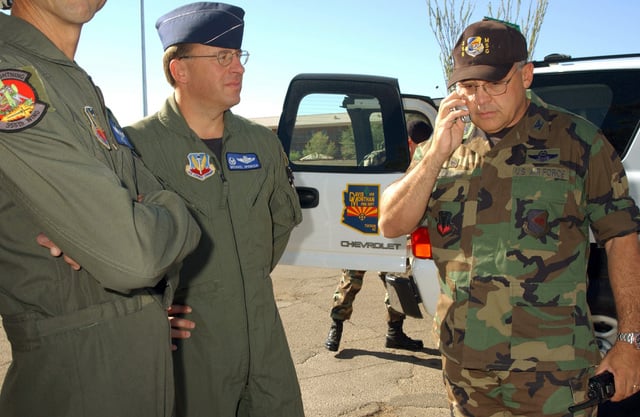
top-left (3, 1), bottom-right (640, 126)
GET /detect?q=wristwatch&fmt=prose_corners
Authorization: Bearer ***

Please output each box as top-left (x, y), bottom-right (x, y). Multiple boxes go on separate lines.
top-left (616, 332), bottom-right (640, 349)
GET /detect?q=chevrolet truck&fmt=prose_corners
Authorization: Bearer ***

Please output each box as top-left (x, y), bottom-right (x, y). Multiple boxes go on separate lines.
top-left (269, 53), bottom-right (640, 357)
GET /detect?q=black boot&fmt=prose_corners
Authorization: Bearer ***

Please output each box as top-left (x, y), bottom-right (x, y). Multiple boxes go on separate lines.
top-left (385, 320), bottom-right (423, 351)
top-left (324, 319), bottom-right (343, 352)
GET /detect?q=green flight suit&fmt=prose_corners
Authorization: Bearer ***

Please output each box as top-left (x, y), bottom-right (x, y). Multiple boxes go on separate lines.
top-left (125, 96), bottom-right (304, 417)
top-left (0, 14), bottom-right (201, 417)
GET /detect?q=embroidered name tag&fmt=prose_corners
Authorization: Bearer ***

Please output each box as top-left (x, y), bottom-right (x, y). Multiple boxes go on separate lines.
top-left (108, 116), bottom-right (133, 148)
top-left (513, 166), bottom-right (568, 180)
top-left (226, 152), bottom-right (261, 170)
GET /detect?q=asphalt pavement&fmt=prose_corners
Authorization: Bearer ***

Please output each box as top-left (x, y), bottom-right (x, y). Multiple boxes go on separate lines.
top-left (0, 266), bottom-right (450, 417)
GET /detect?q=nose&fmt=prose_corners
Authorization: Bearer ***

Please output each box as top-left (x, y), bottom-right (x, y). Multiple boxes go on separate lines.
top-left (230, 55), bottom-right (245, 73)
top-left (471, 85), bottom-right (492, 105)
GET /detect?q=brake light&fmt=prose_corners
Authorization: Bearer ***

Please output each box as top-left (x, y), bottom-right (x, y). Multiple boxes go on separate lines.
top-left (411, 227), bottom-right (432, 259)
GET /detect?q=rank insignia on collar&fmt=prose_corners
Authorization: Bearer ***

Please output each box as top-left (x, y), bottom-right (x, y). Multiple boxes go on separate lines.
top-left (186, 152), bottom-right (215, 181)
top-left (84, 106), bottom-right (111, 149)
top-left (0, 69), bottom-right (48, 132)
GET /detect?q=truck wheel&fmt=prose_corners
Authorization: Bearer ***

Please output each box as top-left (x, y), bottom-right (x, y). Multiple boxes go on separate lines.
top-left (587, 244), bottom-right (617, 356)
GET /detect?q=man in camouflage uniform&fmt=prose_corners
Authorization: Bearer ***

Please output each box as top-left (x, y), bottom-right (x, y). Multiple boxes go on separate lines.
top-left (379, 19), bottom-right (640, 416)
top-left (325, 120), bottom-right (433, 352)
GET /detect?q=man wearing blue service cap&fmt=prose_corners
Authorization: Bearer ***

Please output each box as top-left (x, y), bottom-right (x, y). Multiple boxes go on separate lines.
top-left (125, 2), bottom-right (305, 416)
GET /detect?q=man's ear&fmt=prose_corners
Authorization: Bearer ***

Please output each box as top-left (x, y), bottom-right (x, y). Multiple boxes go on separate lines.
top-left (521, 62), bottom-right (534, 89)
top-left (170, 59), bottom-right (188, 85)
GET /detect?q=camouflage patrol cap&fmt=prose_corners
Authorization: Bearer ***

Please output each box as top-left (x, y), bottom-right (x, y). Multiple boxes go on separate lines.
top-left (448, 18), bottom-right (527, 88)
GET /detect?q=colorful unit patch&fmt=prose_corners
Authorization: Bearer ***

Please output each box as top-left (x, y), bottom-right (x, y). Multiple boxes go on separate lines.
top-left (185, 152), bottom-right (215, 181)
top-left (226, 152), bottom-right (261, 170)
top-left (84, 106), bottom-right (110, 149)
top-left (342, 184), bottom-right (379, 234)
top-left (437, 211), bottom-right (454, 236)
top-left (0, 69), bottom-right (47, 132)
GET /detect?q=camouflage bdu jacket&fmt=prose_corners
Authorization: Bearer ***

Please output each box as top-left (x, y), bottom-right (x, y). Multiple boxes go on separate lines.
top-left (420, 92), bottom-right (640, 372)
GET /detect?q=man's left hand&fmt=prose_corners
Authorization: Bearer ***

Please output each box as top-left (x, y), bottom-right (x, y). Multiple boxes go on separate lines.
top-left (36, 233), bottom-right (81, 270)
top-left (168, 304), bottom-right (196, 351)
top-left (597, 341), bottom-right (640, 401)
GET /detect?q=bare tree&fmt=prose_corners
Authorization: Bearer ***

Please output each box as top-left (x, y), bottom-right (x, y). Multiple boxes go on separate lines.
top-left (426, 0), bottom-right (475, 86)
top-left (488, 0), bottom-right (549, 60)
top-left (427, 0), bottom-right (549, 86)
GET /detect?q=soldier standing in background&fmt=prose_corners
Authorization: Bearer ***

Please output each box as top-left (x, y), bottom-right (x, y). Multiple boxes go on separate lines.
top-left (325, 120), bottom-right (433, 352)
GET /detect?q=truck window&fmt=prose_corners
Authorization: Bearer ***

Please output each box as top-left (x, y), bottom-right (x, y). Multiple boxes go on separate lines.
top-left (531, 69), bottom-right (640, 158)
top-left (290, 93), bottom-right (384, 168)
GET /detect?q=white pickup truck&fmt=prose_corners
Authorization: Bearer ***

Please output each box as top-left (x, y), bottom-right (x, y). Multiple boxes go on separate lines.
top-left (270, 54), bottom-right (640, 356)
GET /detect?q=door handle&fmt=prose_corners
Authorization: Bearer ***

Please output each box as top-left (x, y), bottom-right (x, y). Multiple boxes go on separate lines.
top-left (296, 186), bottom-right (319, 208)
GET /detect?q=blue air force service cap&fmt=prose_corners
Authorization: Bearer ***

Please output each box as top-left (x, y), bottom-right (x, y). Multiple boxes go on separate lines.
top-left (156, 2), bottom-right (245, 51)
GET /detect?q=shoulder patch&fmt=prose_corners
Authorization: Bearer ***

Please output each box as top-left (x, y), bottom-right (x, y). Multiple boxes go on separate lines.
top-left (0, 69), bottom-right (48, 132)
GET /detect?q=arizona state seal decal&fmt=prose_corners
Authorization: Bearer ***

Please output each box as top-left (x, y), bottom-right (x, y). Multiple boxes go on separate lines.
top-left (0, 69), bottom-right (48, 132)
top-left (342, 184), bottom-right (379, 234)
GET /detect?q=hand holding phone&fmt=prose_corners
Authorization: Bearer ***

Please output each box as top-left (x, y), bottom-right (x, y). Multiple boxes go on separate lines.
top-left (456, 105), bottom-right (471, 123)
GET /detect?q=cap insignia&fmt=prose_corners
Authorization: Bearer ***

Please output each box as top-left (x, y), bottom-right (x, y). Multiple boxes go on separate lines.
top-left (464, 36), bottom-right (486, 57)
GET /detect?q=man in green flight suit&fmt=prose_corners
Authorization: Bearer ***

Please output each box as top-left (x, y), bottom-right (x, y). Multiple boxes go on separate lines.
top-left (0, 1), bottom-right (201, 417)
top-left (125, 3), bottom-right (304, 416)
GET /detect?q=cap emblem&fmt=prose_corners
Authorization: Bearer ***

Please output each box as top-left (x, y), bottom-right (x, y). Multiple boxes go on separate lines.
top-left (464, 36), bottom-right (485, 57)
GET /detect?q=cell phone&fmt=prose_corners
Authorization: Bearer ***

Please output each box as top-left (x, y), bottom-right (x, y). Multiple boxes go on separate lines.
top-left (456, 106), bottom-right (471, 123)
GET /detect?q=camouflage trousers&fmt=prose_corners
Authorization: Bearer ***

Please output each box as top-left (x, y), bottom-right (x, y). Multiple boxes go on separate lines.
top-left (329, 269), bottom-right (405, 323)
top-left (443, 356), bottom-right (596, 417)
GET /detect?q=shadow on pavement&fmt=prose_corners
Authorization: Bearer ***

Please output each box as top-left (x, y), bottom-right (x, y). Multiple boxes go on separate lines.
top-left (334, 348), bottom-right (443, 370)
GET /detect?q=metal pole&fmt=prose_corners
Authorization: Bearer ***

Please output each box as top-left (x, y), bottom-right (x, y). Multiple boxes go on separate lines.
top-left (140, 0), bottom-right (148, 117)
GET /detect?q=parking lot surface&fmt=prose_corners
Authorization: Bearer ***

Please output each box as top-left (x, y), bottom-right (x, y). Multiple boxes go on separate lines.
top-left (0, 266), bottom-right (449, 417)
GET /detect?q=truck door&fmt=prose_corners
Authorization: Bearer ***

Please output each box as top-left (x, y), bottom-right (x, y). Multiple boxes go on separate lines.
top-left (276, 74), bottom-right (436, 272)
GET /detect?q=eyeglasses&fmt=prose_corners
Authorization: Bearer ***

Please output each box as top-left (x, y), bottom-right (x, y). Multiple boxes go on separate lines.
top-left (178, 50), bottom-right (250, 67)
top-left (455, 64), bottom-right (522, 98)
